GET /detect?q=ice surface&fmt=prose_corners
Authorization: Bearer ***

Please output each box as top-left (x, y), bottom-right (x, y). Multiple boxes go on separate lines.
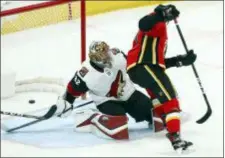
top-left (1, 1), bottom-right (223, 157)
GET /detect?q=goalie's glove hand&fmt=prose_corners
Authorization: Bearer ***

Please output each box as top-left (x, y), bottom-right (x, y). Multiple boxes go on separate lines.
top-left (154, 4), bottom-right (180, 22)
top-left (55, 96), bottom-right (73, 118)
top-left (176, 50), bottom-right (197, 67)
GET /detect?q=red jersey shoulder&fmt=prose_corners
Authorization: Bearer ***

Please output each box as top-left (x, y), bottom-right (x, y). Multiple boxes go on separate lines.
top-left (79, 66), bottom-right (89, 77)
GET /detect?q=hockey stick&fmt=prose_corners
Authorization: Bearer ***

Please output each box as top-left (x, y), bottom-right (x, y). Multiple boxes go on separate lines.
top-left (174, 19), bottom-right (212, 124)
top-left (1, 100), bottom-right (93, 119)
top-left (58, 100), bottom-right (94, 116)
top-left (2, 101), bottom-right (93, 133)
top-left (2, 105), bottom-right (57, 133)
top-left (1, 110), bottom-right (48, 119)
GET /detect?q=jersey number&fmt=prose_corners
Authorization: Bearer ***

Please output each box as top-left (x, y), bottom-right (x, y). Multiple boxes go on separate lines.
top-left (74, 76), bottom-right (81, 85)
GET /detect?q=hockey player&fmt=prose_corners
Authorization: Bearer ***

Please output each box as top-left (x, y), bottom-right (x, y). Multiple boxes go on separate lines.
top-left (55, 41), bottom-right (155, 140)
top-left (126, 4), bottom-right (196, 152)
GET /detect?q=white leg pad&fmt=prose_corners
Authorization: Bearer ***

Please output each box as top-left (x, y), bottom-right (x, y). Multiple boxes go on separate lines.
top-left (74, 109), bottom-right (129, 140)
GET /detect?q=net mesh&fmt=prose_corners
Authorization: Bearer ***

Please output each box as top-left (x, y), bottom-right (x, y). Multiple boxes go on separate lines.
top-left (1, 1), bottom-right (82, 97)
top-left (1, 1), bottom-right (80, 35)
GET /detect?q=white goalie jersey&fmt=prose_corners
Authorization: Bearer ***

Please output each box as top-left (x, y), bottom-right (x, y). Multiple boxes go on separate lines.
top-left (66, 49), bottom-right (135, 105)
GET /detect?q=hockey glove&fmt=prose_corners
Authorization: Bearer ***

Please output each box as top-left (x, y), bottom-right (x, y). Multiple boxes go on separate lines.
top-left (154, 4), bottom-right (180, 22)
top-left (176, 50), bottom-right (197, 67)
top-left (55, 96), bottom-right (73, 118)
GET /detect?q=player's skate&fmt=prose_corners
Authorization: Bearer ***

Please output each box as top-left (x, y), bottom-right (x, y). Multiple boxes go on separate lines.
top-left (166, 132), bottom-right (193, 154)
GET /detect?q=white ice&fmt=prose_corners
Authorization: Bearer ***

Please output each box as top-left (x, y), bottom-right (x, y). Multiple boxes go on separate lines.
top-left (1, 1), bottom-right (223, 157)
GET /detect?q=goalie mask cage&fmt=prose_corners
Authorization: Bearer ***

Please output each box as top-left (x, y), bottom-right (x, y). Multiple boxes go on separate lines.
top-left (1, 0), bottom-right (86, 97)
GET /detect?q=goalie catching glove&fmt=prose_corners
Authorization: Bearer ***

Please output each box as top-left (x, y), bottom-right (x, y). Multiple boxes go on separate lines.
top-left (55, 95), bottom-right (73, 117)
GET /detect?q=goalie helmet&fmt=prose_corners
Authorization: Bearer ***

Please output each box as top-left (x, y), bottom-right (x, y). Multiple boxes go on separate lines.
top-left (88, 41), bottom-right (112, 68)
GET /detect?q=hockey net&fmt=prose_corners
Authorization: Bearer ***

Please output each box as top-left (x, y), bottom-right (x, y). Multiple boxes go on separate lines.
top-left (1, 0), bottom-right (86, 98)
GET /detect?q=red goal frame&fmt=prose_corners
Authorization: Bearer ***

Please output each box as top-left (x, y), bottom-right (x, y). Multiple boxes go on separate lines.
top-left (0, 0), bottom-right (86, 63)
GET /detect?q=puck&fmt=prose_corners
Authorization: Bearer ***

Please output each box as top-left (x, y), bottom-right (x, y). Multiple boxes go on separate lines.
top-left (29, 99), bottom-right (35, 104)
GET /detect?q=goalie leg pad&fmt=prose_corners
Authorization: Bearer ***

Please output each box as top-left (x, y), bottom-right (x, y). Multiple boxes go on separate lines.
top-left (74, 109), bottom-right (129, 140)
top-left (91, 115), bottom-right (129, 140)
top-left (74, 109), bottom-right (100, 133)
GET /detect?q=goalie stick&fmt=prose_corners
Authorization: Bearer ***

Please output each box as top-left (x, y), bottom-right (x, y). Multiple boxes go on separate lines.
top-left (63, 100), bottom-right (93, 113)
top-left (1, 105), bottom-right (57, 133)
top-left (174, 19), bottom-right (212, 124)
top-left (1, 110), bottom-right (50, 119)
top-left (1, 101), bottom-right (93, 133)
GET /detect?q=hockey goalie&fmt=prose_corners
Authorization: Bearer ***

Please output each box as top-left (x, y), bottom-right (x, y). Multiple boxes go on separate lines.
top-left (54, 41), bottom-right (163, 140)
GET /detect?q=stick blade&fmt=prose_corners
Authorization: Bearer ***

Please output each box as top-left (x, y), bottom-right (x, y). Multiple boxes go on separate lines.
top-left (196, 108), bottom-right (212, 124)
top-left (43, 105), bottom-right (57, 119)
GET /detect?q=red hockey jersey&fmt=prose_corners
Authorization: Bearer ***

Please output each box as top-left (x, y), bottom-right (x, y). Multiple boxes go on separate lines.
top-left (127, 21), bottom-right (168, 71)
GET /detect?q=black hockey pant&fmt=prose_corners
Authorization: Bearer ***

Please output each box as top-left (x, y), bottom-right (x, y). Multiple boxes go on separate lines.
top-left (97, 90), bottom-right (153, 124)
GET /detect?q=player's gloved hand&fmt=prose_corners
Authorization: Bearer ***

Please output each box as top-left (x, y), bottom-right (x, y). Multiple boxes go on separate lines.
top-left (176, 50), bottom-right (197, 67)
top-left (154, 4), bottom-right (180, 22)
top-left (55, 96), bottom-right (73, 118)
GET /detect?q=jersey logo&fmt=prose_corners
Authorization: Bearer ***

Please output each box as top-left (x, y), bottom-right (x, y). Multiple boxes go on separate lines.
top-left (79, 67), bottom-right (89, 77)
top-left (106, 70), bottom-right (125, 98)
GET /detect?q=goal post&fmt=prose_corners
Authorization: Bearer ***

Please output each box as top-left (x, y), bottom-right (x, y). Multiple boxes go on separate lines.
top-left (81, 0), bottom-right (86, 63)
top-left (1, 0), bottom-right (86, 98)
top-left (1, 0), bottom-right (86, 62)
